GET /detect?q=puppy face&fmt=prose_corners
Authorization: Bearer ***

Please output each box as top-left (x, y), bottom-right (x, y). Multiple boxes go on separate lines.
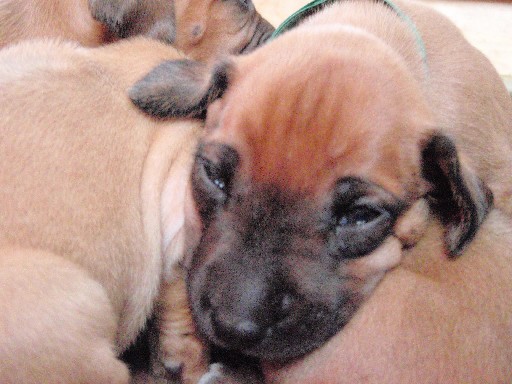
top-left (132, 27), bottom-right (492, 360)
top-left (89, 0), bottom-right (274, 60)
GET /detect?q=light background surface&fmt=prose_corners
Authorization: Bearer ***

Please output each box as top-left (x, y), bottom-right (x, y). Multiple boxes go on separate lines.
top-left (253, 0), bottom-right (512, 89)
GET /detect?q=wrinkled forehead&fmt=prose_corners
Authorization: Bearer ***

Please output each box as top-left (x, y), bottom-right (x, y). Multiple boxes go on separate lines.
top-left (203, 29), bottom-right (429, 197)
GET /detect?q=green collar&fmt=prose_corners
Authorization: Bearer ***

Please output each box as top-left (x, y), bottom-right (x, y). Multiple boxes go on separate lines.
top-left (271, 0), bottom-right (339, 37)
top-left (271, 0), bottom-right (428, 69)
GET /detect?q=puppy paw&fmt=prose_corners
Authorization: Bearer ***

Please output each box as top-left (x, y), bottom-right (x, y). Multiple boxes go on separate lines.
top-left (160, 337), bottom-right (208, 384)
top-left (153, 274), bottom-right (210, 384)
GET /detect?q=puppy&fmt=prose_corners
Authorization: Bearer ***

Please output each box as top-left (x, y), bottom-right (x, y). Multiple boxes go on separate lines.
top-left (0, 37), bottom-right (208, 384)
top-left (0, 0), bottom-right (274, 59)
top-left (129, 0), bottom-right (512, 376)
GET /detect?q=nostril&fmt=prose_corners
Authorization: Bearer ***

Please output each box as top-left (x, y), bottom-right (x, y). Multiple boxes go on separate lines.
top-left (211, 312), bottom-right (265, 348)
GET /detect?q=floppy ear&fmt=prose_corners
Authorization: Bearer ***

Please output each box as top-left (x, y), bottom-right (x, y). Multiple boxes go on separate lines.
top-left (89, 0), bottom-right (138, 37)
top-left (421, 134), bottom-right (493, 257)
top-left (129, 59), bottom-right (230, 119)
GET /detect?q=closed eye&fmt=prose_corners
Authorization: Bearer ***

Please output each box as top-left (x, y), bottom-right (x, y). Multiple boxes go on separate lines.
top-left (331, 204), bottom-right (393, 259)
top-left (327, 177), bottom-right (405, 260)
top-left (336, 205), bottom-right (385, 230)
top-left (191, 142), bottom-right (239, 224)
top-left (201, 157), bottom-right (227, 192)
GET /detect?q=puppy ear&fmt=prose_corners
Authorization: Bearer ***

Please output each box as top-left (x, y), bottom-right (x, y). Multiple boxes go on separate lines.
top-left (421, 134), bottom-right (493, 257)
top-left (88, 0), bottom-right (137, 37)
top-left (129, 59), bottom-right (230, 119)
top-left (88, 0), bottom-right (176, 41)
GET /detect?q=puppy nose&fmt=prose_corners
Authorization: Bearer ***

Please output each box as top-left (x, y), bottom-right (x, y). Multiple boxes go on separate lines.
top-left (211, 312), bottom-right (265, 348)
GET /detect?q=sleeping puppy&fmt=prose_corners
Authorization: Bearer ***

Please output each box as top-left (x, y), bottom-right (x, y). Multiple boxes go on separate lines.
top-left (129, 0), bottom-right (512, 374)
top-left (0, 0), bottom-right (273, 59)
top-left (0, 37), bottom-right (209, 384)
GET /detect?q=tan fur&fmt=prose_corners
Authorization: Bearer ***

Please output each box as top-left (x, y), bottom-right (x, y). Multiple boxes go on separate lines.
top-left (0, 0), bottom-right (110, 47)
top-left (155, 273), bottom-right (209, 384)
top-left (0, 38), bottom-right (204, 383)
top-left (0, 0), bottom-right (274, 60)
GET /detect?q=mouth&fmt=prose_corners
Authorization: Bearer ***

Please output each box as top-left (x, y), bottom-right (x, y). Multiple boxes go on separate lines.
top-left (200, 309), bottom-right (338, 361)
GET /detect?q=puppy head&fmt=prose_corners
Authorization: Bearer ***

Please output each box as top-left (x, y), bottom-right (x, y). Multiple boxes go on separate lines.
top-left (89, 0), bottom-right (274, 60)
top-left (132, 26), bottom-right (493, 360)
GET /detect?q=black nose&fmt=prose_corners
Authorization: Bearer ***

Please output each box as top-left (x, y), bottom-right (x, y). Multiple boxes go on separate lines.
top-left (211, 312), bottom-right (265, 348)
top-left (210, 291), bottom-right (296, 349)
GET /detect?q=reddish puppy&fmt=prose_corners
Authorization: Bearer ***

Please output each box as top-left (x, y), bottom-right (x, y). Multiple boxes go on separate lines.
top-left (131, 0), bottom-right (512, 381)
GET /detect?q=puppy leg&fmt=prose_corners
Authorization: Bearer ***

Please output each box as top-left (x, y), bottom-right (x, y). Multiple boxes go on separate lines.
top-left (154, 268), bottom-right (209, 384)
top-left (0, 247), bottom-right (130, 384)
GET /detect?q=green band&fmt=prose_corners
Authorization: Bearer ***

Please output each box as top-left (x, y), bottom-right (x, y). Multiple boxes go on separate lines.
top-left (271, 0), bottom-right (340, 38)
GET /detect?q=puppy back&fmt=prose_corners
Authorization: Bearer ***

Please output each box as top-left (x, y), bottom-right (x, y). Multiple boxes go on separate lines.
top-left (0, 38), bottom-right (193, 350)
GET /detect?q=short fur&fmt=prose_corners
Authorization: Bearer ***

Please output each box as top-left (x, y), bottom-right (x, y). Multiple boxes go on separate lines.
top-left (131, 0), bottom-right (512, 378)
top-left (0, 0), bottom-right (274, 60)
top-left (0, 38), bottom-right (204, 383)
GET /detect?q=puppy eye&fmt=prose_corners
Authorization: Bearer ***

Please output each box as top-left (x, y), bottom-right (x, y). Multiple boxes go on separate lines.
top-left (200, 157), bottom-right (229, 193)
top-left (336, 205), bottom-right (383, 229)
top-left (203, 159), bottom-right (227, 191)
top-left (330, 204), bottom-right (393, 259)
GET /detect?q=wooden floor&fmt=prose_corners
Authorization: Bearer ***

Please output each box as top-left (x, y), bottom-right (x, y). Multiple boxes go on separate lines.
top-left (254, 0), bottom-right (512, 92)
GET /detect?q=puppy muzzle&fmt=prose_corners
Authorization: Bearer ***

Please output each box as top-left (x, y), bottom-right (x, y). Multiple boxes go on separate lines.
top-left (188, 259), bottom-right (358, 361)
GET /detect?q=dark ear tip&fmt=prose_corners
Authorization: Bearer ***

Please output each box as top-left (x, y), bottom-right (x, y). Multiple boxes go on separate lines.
top-left (210, 61), bottom-right (231, 96)
top-left (422, 133), bottom-right (494, 258)
top-left (129, 59), bottom-right (232, 119)
top-left (129, 82), bottom-right (207, 119)
top-left (128, 60), bottom-right (206, 118)
top-left (421, 134), bottom-right (457, 166)
top-left (88, 0), bottom-right (119, 29)
top-left (446, 230), bottom-right (470, 259)
top-left (128, 83), bottom-right (168, 119)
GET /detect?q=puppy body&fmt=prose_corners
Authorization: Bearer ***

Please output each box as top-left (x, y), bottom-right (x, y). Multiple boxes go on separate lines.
top-left (0, 0), bottom-right (274, 60)
top-left (0, 0), bottom-right (110, 47)
top-left (0, 38), bottom-right (201, 383)
top-left (130, 0), bottom-right (512, 378)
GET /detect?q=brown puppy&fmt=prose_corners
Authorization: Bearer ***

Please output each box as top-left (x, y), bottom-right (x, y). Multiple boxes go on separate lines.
top-left (129, 0), bottom-right (512, 377)
top-left (0, 37), bottom-right (210, 384)
top-left (0, 0), bottom-right (273, 59)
